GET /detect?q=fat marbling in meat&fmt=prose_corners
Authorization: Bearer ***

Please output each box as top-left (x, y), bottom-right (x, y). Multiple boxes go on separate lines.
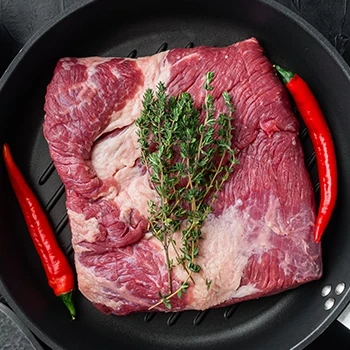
top-left (43, 38), bottom-right (322, 315)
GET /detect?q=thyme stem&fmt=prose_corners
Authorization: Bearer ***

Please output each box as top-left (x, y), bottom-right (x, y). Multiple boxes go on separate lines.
top-left (135, 72), bottom-right (238, 309)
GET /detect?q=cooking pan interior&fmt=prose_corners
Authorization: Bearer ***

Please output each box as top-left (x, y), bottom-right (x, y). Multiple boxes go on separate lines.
top-left (1, 0), bottom-right (350, 349)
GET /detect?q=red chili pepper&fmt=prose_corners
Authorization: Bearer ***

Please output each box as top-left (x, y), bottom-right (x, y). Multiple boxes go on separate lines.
top-left (3, 143), bottom-right (76, 319)
top-left (274, 65), bottom-right (337, 243)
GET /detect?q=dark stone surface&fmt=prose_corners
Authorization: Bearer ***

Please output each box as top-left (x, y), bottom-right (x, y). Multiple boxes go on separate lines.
top-left (0, 303), bottom-right (44, 350)
top-left (0, 0), bottom-right (350, 349)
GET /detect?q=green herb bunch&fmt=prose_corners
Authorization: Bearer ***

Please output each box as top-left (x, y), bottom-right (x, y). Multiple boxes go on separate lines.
top-left (135, 72), bottom-right (238, 309)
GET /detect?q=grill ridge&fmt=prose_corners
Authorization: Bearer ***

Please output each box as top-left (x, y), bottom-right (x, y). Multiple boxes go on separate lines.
top-left (144, 313), bottom-right (156, 323)
top-left (223, 305), bottom-right (239, 319)
top-left (127, 50), bottom-right (137, 58)
top-left (313, 182), bottom-right (320, 193)
top-left (45, 183), bottom-right (65, 212)
top-left (55, 213), bottom-right (68, 235)
top-left (64, 243), bottom-right (74, 256)
top-left (306, 152), bottom-right (316, 171)
top-left (38, 161), bottom-right (55, 185)
top-left (156, 43), bottom-right (168, 53)
top-left (193, 310), bottom-right (210, 325)
top-left (300, 127), bottom-right (309, 141)
top-left (167, 312), bottom-right (182, 326)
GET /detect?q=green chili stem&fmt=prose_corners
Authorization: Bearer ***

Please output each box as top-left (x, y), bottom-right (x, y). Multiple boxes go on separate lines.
top-left (59, 291), bottom-right (76, 320)
top-left (274, 65), bottom-right (295, 84)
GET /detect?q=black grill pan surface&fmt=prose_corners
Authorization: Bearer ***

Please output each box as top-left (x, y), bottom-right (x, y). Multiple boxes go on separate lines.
top-left (1, 0), bottom-right (350, 349)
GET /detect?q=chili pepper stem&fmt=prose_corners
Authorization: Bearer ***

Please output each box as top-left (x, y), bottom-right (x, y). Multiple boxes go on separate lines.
top-left (59, 291), bottom-right (76, 320)
top-left (273, 65), bottom-right (295, 84)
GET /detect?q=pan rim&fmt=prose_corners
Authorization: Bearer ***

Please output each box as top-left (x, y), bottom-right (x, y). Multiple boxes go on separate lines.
top-left (1, 0), bottom-right (350, 349)
top-left (1, 0), bottom-right (350, 91)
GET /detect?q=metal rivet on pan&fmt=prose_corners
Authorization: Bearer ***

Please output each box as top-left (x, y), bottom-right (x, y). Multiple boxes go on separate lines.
top-left (335, 282), bottom-right (346, 295)
top-left (321, 285), bottom-right (332, 297)
top-left (324, 298), bottom-right (335, 311)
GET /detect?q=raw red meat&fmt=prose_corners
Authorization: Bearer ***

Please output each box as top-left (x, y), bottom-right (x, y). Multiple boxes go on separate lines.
top-left (43, 38), bottom-right (322, 315)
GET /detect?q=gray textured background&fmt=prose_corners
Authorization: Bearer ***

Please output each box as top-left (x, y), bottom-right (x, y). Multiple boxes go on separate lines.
top-left (0, 0), bottom-right (349, 349)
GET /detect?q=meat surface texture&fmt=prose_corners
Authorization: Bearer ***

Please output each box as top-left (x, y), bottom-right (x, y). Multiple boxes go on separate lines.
top-left (43, 38), bottom-right (322, 315)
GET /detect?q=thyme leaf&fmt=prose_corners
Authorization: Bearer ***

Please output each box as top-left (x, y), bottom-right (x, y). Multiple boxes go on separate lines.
top-left (206, 279), bottom-right (213, 291)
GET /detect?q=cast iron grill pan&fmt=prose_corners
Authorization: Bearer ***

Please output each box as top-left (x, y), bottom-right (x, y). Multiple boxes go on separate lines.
top-left (1, 1), bottom-right (350, 349)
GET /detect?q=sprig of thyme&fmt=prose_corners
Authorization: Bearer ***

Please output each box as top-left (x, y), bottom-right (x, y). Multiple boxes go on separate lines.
top-left (136, 72), bottom-right (238, 310)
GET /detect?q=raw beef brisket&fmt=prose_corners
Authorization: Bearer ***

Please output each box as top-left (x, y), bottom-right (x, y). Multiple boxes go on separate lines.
top-left (43, 38), bottom-right (322, 315)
